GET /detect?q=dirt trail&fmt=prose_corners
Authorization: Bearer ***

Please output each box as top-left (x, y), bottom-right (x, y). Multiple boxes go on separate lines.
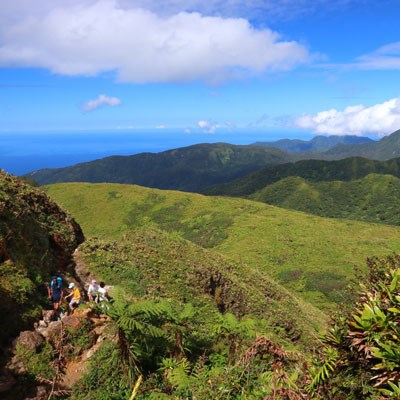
top-left (58, 250), bottom-right (110, 388)
top-left (1, 249), bottom-right (113, 399)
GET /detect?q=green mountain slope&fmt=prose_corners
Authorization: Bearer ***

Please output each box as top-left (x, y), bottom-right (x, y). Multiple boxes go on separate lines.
top-left (249, 174), bottom-right (400, 225)
top-left (203, 156), bottom-right (400, 197)
top-left (252, 135), bottom-right (373, 153)
top-left (26, 143), bottom-right (293, 191)
top-left (78, 229), bottom-right (327, 346)
top-left (45, 182), bottom-right (400, 310)
top-left (321, 128), bottom-right (400, 160)
top-left (0, 172), bottom-right (83, 346)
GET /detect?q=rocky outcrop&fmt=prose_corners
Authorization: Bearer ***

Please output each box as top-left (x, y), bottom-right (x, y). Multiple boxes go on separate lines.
top-left (3, 306), bottom-right (111, 399)
top-left (0, 171), bottom-right (84, 347)
top-left (0, 171), bottom-right (86, 398)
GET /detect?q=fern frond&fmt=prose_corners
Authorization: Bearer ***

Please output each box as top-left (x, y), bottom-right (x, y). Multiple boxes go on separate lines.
top-left (118, 315), bottom-right (144, 332)
top-left (128, 300), bottom-right (167, 318)
top-left (308, 348), bottom-right (339, 393)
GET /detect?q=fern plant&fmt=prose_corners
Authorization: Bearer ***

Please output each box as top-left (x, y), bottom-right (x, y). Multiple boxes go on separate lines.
top-left (105, 290), bottom-right (170, 380)
top-left (213, 312), bottom-right (256, 364)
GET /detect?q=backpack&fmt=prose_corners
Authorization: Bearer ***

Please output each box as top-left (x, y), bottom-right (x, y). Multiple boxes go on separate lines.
top-left (50, 276), bottom-right (63, 289)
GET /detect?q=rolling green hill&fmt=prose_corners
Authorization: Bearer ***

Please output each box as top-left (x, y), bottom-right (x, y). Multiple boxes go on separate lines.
top-left (203, 156), bottom-right (400, 197)
top-left (78, 229), bottom-right (327, 346)
top-left (45, 182), bottom-right (400, 311)
top-left (249, 173), bottom-right (400, 225)
top-left (26, 143), bottom-right (294, 191)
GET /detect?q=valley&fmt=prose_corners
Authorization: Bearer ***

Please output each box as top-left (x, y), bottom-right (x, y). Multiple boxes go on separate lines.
top-left (3, 131), bottom-right (400, 399)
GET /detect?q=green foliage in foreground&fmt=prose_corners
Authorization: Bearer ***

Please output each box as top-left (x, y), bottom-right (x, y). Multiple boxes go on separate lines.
top-left (309, 255), bottom-right (400, 399)
top-left (250, 174), bottom-right (400, 226)
top-left (74, 255), bottom-right (400, 399)
top-left (72, 281), bottom-right (313, 399)
top-left (46, 182), bottom-right (400, 311)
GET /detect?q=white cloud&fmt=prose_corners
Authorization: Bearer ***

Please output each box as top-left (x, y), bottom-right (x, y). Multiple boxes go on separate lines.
top-left (319, 42), bottom-right (400, 71)
top-left (198, 120), bottom-right (218, 134)
top-left (0, 0), bottom-right (311, 83)
top-left (295, 98), bottom-right (400, 137)
top-left (156, 124), bottom-right (166, 129)
top-left (355, 42), bottom-right (400, 70)
top-left (82, 94), bottom-right (122, 112)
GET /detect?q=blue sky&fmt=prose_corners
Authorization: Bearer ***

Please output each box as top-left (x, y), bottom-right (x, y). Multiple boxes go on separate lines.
top-left (1, 0), bottom-right (400, 143)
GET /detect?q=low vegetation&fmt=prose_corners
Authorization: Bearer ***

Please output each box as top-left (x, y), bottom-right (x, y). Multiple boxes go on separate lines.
top-left (45, 182), bottom-right (400, 311)
top-left (69, 249), bottom-right (400, 398)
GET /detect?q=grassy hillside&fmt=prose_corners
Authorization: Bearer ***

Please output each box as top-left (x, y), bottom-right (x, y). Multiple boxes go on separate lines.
top-left (78, 229), bottom-right (327, 346)
top-left (249, 173), bottom-right (400, 225)
top-left (0, 172), bottom-right (83, 346)
top-left (203, 156), bottom-right (400, 197)
top-left (26, 143), bottom-right (294, 191)
top-left (45, 182), bottom-right (400, 310)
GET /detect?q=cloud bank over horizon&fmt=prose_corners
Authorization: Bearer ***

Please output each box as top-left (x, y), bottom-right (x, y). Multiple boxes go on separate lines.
top-left (0, 0), bottom-right (311, 84)
top-left (295, 98), bottom-right (400, 137)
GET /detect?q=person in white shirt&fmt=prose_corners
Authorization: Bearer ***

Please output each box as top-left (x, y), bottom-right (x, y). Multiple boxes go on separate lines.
top-left (98, 281), bottom-right (110, 309)
top-left (87, 279), bottom-right (100, 302)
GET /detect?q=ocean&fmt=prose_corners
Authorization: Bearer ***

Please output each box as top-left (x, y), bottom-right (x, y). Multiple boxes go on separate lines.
top-left (0, 129), bottom-right (311, 175)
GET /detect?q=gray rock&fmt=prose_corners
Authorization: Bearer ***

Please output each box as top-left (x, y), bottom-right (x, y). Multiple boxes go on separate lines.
top-left (13, 331), bottom-right (44, 352)
top-left (38, 320), bottom-right (48, 328)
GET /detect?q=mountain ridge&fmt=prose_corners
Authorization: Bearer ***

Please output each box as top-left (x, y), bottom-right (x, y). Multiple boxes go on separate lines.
top-left (252, 134), bottom-right (374, 153)
top-left (203, 156), bottom-right (400, 197)
top-left (26, 142), bottom-right (295, 191)
top-left (23, 129), bottom-right (400, 192)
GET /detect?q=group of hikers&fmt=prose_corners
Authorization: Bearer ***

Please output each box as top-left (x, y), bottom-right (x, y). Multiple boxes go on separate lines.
top-left (47, 276), bottom-right (110, 318)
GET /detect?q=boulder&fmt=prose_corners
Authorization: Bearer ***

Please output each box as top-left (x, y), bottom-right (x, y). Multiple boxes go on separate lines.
top-left (13, 331), bottom-right (44, 352)
top-left (73, 308), bottom-right (96, 320)
top-left (42, 310), bottom-right (56, 323)
top-left (62, 315), bottom-right (82, 330)
top-left (40, 320), bottom-right (62, 342)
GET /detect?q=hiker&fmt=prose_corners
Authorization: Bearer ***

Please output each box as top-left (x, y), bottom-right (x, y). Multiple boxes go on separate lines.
top-left (88, 279), bottom-right (100, 302)
top-left (98, 281), bottom-right (110, 309)
top-left (65, 282), bottom-right (81, 313)
top-left (47, 276), bottom-right (64, 316)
